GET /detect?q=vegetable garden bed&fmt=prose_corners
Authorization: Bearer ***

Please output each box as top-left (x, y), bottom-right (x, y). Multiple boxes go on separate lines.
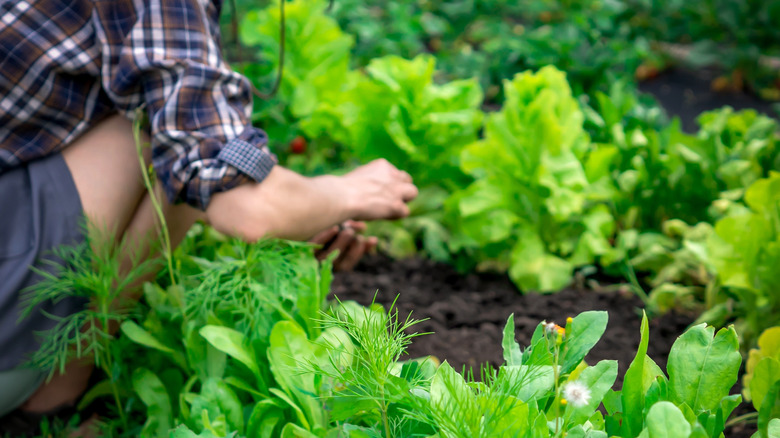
top-left (331, 254), bottom-right (758, 438)
top-left (5, 0), bottom-right (780, 436)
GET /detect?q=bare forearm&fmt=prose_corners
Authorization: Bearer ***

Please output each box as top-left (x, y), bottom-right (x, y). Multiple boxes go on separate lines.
top-left (206, 166), bottom-right (355, 241)
top-left (206, 159), bottom-right (417, 243)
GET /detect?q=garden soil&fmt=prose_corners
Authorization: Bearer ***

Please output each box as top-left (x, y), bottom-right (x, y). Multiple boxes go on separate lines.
top-left (331, 254), bottom-right (757, 438)
top-left (639, 66), bottom-right (778, 133)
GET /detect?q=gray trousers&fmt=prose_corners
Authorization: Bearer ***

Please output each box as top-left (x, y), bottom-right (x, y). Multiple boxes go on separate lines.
top-left (0, 153), bottom-right (86, 415)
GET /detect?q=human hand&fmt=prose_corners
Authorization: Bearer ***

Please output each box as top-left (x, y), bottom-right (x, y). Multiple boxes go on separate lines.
top-left (206, 160), bottom-right (417, 244)
top-left (309, 220), bottom-right (377, 271)
top-left (340, 159), bottom-right (418, 221)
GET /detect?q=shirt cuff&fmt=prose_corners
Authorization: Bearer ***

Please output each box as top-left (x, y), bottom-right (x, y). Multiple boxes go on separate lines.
top-left (217, 137), bottom-right (277, 182)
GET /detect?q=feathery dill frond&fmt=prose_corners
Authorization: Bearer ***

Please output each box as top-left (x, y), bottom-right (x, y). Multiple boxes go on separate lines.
top-left (18, 222), bottom-right (157, 378)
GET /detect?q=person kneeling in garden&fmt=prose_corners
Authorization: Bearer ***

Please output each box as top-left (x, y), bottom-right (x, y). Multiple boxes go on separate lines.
top-left (0, 0), bottom-right (418, 433)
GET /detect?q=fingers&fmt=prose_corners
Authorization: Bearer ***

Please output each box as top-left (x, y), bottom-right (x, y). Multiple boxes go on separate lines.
top-left (344, 220), bottom-right (367, 232)
top-left (334, 235), bottom-right (368, 271)
top-left (345, 158), bottom-right (418, 221)
top-left (310, 225), bottom-right (339, 245)
top-left (400, 182), bottom-right (418, 202)
top-left (389, 201), bottom-right (410, 220)
top-left (314, 226), bottom-right (355, 260)
top-left (365, 236), bottom-right (378, 254)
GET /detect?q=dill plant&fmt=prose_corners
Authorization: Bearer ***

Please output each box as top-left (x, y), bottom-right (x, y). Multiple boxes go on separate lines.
top-left (20, 225), bottom-right (158, 429)
top-left (309, 296), bottom-right (431, 438)
top-left (17, 110), bottom-right (173, 432)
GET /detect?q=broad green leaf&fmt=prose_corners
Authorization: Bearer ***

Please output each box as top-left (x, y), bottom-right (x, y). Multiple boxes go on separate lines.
top-left (768, 418), bottom-right (780, 438)
top-left (566, 426), bottom-right (608, 438)
top-left (759, 381), bottom-right (780, 438)
top-left (199, 325), bottom-right (260, 377)
top-left (457, 180), bottom-right (509, 217)
top-left (482, 396), bottom-right (530, 437)
top-left (701, 394), bottom-right (741, 438)
top-left (430, 361), bottom-right (479, 435)
top-left (644, 376), bottom-right (669, 409)
top-left (223, 376), bottom-right (264, 398)
top-left (745, 327), bottom-right (780, 402)
top-left (645, 402), bottom-right (692, 438)
top-left (133, 368), bottom-right (173, 438)
top-left (561, 311), bottom-right (608, 374)
top-left (281, 423), bottom-right (320, 438)
top-left (668, 324), bottom-right (741, 412)
top-left (247, 400), bottom-right (284, 438)
top-left (77, 379), bottom-right (114, 411)
top-left (209, 380), bottom-right (244, 434)
top-left (566, 360), bottom-right (618, 424)
top-left (268, 321), bottom-right (327, 432)
top-left (460, 208), bottom-right (518, 244)
top-left (758, 327), bottom-right (780, 359)
top-left (270, 388), bottom-right (310, 431)
top-left (509, 229), bottom-right (574, 292)
top-left (168, 424), bottom-right (235, 438)
top-left (184, 378), bottom-right (244, 435)
top-left (502, 314), bottom-right (523, 366)
top-left (622, 312), bottom-right (664, 437)
top-left (750, 357), bottom-right (780, 411)
top-left (496, 365), bottom-right (554, 402)
top-left (121, 320), bottom-right (175, 353)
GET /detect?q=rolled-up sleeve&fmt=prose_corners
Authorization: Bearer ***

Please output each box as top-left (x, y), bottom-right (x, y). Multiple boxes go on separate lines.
top-left (93, 0), bottom-right (276, 210)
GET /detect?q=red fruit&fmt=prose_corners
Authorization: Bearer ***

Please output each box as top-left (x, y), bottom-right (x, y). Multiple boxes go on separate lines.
top-left (290, 136), bottom-right (307, 154)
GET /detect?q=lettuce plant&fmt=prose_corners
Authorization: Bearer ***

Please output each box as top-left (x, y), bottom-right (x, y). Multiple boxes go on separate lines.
top-left (238, 0), bottom-right (357, 174)
top-left (301, 54), bottom-right (484, 190)
top-left (445, 66), bottom-right (615, 292)
top-left (298, 54), bottom-right (484, 261)
top-left (743, 326), bottom-right (780, 437)
top-left (698, 173), bottom-right (780, 347)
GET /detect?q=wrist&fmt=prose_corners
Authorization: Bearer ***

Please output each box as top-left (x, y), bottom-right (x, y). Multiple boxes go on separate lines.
top-left (311, 174), bottom-right (358, 221)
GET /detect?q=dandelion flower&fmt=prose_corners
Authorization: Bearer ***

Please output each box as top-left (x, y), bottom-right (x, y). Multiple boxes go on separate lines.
top-left (562, 381), bottom-right (591, 408)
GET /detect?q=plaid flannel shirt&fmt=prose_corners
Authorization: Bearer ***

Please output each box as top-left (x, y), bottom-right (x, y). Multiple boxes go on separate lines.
top-left (0, 0), bottom-right (276, 209)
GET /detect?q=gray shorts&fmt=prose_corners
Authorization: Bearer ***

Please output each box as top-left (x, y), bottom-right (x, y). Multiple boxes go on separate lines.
top-left (0, 153), bottom-right (87, 413)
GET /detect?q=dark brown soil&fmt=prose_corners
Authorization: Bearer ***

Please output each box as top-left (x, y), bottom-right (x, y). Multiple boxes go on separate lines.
top-left (331, 254), bottom-right (757, 437)
top-left (639, 67), bottom-right (778, 133)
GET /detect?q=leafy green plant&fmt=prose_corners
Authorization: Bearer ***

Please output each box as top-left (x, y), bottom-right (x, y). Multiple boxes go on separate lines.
top-left (603, 313), bottom-right (742, 438)
top-left (743, 326), bottom-right (780, 437)
top-left (238, 0), bottom-right (356, 174)
top-left (628, 0), bottom-right (780, 97)
top-left (584, 84), bottom-right (779, 233)
top-left (694, 173), bottom-right (780, 347)
top-left (445, 66), bottom-right (614, 291)
top-left (296, 53), bottom-right (484, 261)
top-left (19, 227), bottom-right (155, 430)
top-left (301, 54), bottom-right (483, 191)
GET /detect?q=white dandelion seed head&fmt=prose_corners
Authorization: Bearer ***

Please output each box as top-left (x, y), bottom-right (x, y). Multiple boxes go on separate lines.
top-left (562, 381), bottom-right (592, 408)
top-left (543, 321), bottom-right (557, 333)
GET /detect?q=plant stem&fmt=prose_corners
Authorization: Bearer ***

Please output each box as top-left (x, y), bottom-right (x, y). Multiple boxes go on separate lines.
top-left (623, 261), bottom-right (649, 303)
top-left (381, 399), bottom-right (391, 438)
top-left (100, 298), bottom-right (127, 429)
top-left (552, 335), bottom-right (562, 437)
top-left (132, 109), bottom-right (176, 287)
top-left (725, 412), bottom-right (759, 428)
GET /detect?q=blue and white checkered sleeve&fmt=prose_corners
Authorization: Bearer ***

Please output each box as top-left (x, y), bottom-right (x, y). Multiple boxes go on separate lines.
top-left (98, 0), bottom-right (277, 210)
